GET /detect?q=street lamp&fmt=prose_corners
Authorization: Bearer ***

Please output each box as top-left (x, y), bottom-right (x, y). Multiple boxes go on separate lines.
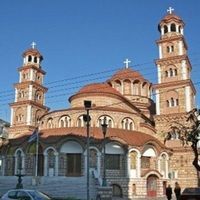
top-left (15, 152), bottom-right (24, 189)
top-left (83, 100), bottom-right (91, 200)
top-left (101, 117), bottom-right (108, 186)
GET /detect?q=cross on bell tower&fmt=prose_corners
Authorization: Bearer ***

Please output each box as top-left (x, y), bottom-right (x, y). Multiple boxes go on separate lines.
top-left (31, 41), bottom-right (36, 49)
top-left (167, 7), bottom-right (174, 14)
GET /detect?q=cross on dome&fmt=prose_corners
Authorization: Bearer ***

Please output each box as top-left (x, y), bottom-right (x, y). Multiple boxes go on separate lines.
top-left (31, 41), bottom-right (36, 49)
top-left (123, 58), bottom-right (131, 69)
top-left (167, 7), bottom-right (174, 14)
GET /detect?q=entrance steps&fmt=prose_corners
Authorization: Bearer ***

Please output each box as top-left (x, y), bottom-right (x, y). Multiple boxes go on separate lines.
top-left (0, 175), bottom-right (98, 199)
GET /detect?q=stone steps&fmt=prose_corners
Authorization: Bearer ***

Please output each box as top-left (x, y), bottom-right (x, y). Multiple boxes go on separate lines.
top-left (0, 175), bottom-right (98, 199)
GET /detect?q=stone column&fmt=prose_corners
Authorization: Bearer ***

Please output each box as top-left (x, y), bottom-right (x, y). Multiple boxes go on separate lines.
top-left (44, 152), bottom-right (48, 176)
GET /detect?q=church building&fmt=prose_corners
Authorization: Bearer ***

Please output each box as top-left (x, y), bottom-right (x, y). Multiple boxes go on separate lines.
top-left (0, 8), bottom-right (198, 200)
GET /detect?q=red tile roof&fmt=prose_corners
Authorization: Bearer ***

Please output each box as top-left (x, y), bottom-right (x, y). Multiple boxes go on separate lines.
top-left (33, 127), bottom-right (165, 147)
top-left (108, 68), bottom-right (145, 81)
top-left (77, 83), bottom-right (121, 95)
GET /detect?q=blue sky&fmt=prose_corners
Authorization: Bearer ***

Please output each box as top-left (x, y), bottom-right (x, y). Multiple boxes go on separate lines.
top-left (0, 0), bottom-right (200, 121)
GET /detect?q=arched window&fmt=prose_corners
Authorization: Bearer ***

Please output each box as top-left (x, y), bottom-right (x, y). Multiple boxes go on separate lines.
top-left (123, 79), bottom-right (131, 95)
top-left (121, 118), bottom-right (134, 130)
top-left (130, 151), bottom-right (137, 169)
top-left (15, 108), bottom-right (24, 123)
top-left (98, 115), bottom-right (113, 128)
top-left (171, 98), bottom-right (175, 107)
top-left (160, 154), bottom-right (167, 177)
top-left (166, 100), bottom-right (170, 107)
top-left (89, 149), bottom-right (97, 169)
top-left (47, 118), bottom-right (53, 128)
top-left (59, 116), bottom-right (71, 128)
top-left (130, 122), bottom-right (133, 130)
top-left (133, 80), bottom-right (140, 95)
top-left (169, 68), bottom-right (173, 77)
top-left (47, 149), bottom-right (56, 176)
top-left (165, 71), bottom-right (168, 77)
top-left (125, 119), bottom-right (129, 130)
top-left (176, 99), bottom-right (179, 106)
top-left (77, 115), bottom-right (84, 127)
top-left (171, 23), bottom-right (176, 32)
top-left (115, 80), bottom-right (121, 93)
top-left (28, 55), bottom-right (32, 62)
top-left (164, 25), bottom-right (168, 33)
top-left (34, 57), bottom-right (37, 63)
top-left (174, 69), bottom-right (178, 76)
top-left (108, 119), bottom-right (112, 128)
top-left (15, 149), bottom-right (25, 175)
top-left (167, 46), bottom-right (170, 53)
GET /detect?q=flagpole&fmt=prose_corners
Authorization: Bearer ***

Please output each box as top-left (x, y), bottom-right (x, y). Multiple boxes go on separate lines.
top-left (35, 130), bottom-right (39, 177)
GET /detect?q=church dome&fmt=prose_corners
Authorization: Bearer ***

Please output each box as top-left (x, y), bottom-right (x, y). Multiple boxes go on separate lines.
top-left (69, 82), bottom-right (123, 103)
top-left (108, 68), bottom-right (145, 81)
top-left (76, 82), bottom-right (121, 95)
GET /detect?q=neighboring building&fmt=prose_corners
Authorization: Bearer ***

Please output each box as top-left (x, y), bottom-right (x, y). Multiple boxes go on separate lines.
top-left (0, 8), bottom-right (198, 199)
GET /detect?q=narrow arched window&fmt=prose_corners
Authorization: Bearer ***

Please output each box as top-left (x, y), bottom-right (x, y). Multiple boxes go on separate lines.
top-left (130, 122), bottom-right (133, 130)
top-left (165, 71), bottom-right (168, 77)
top-left (34, 57), bottom-right (37, 63)
top-left (164, 25), bottom-right (168, 33)
top-left (174, 69), bottom-right (177, 76)
top-left (166, 100), bottom-right (170, 107)
top-left (171, 98), bottom-right (174, 107)
top-left (28, 55), bottom-right (32, 62)
top-left (108, 119), bottom-right (112, 128)
top-left (78, 118), bottom-right (82, 127)
top-left (60, 120), bottom-right (64, 127)
top-left (171, 23), bottom-right (176, 32)
top-left (176, 99), bottom-right (179, 106)
top-left (169, 68), bottom-right (173, 77)
top-left (167, 46), bottom-right (170, 53)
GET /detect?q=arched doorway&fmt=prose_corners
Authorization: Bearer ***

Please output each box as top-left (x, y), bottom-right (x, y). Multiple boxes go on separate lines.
top-left (147, 175), bottom-right (158, 197)
top-left (112, 184), bottom-right (123, 198)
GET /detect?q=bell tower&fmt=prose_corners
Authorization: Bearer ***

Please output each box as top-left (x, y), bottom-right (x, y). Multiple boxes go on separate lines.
top-left (9, 43), bottom-right (49, 138)
top-left (154, 8), bottom-right (196, 116)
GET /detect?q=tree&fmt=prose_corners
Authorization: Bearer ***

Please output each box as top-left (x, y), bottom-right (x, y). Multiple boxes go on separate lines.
top-left (164, 108), bottom-right (200, 171)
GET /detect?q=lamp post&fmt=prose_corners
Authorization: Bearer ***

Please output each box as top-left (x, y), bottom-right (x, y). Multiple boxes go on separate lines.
top-left (83, 100), bottom-right (92, 200)
top-left (101, 117), bottom-right (108, 186)
top-left (15, 152), bottom-right (24, 189)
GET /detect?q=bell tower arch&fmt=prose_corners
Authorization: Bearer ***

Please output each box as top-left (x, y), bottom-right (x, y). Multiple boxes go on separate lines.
top-left (9, 43), bottom-right (49, 137)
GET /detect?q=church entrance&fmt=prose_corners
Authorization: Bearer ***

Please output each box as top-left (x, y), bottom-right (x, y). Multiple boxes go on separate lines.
top-left (147, 175), bottom-right (158, 197)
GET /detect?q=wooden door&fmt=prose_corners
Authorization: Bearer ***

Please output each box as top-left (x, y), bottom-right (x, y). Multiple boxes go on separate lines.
top-left (147, 175), bottom-right (157, 197)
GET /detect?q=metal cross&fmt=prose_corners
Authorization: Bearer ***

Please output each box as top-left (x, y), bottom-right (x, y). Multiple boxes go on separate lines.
top-left (123, 58), bottom-right (131, 69)
top-left (167, 7), bottom-right (174, 14)
top-left (31, 42), bottom-right (36, 49)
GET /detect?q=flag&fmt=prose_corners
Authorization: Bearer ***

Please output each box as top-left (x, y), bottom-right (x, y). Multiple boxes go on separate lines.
top-left (28, 128), bottom-right (39, 143)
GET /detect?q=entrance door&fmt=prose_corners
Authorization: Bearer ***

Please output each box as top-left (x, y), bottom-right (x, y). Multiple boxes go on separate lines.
top-left (67, 153), bottom-right (81, 176)
top-left (147, 175), bottom-right (157, 197)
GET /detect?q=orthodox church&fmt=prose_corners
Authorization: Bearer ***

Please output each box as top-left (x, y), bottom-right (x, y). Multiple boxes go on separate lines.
top-left (0, 8), bottom-right (198, 199)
